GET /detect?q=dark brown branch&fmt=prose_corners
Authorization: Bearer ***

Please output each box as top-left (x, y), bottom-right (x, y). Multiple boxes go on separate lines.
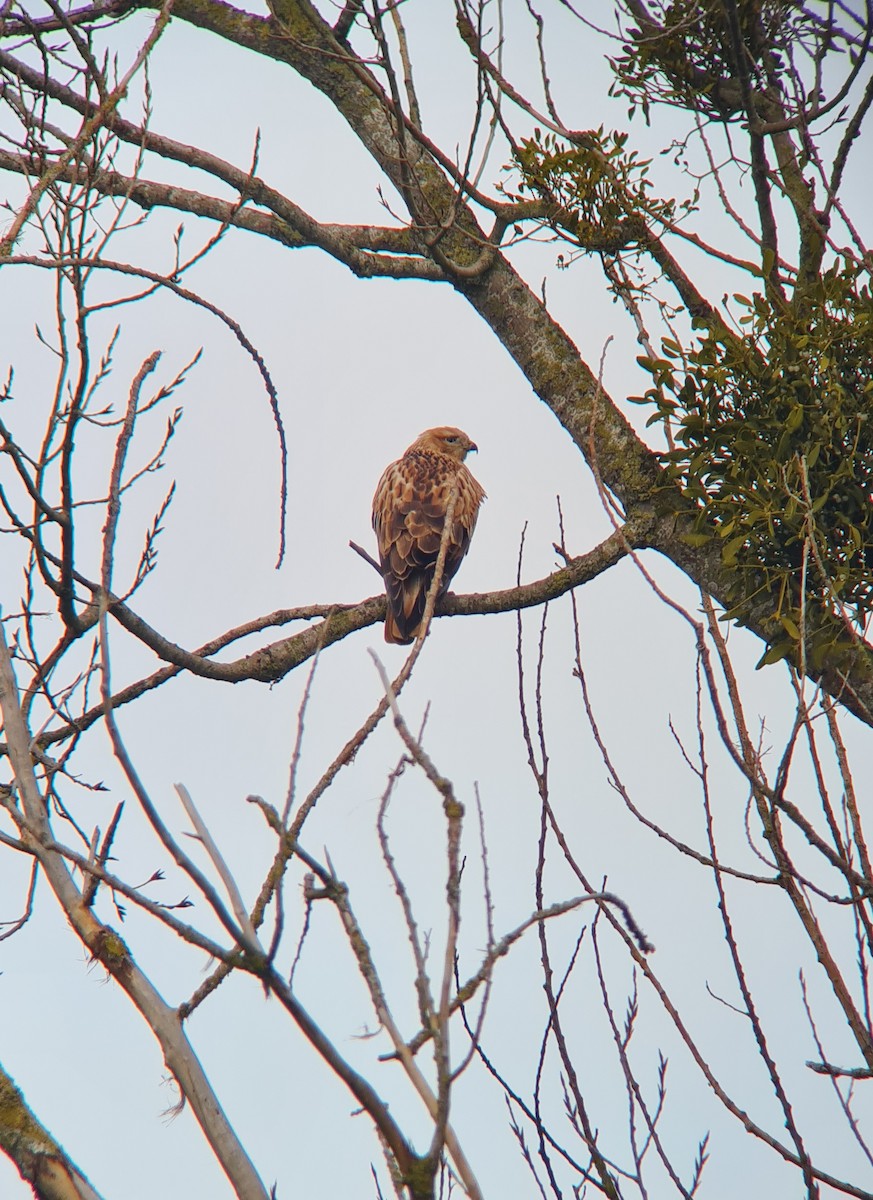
top-left (806, 1061), bottom-right (873, 1080)
top-left (11, 0), bottom-right (873, 733)
top-left (349, 539), bottom-right (382, 574)
top-left (0, 148), bottom-right (442, 280)
top-left (18, 517), bottom-right (641, 757)
top-left (721, 0), bottom-right (783, 297)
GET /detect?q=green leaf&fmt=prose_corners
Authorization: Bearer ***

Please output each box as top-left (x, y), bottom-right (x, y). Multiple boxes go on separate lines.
top-left (785, 406), bottom-right (804, 432)
top-left (680, 532), bottom-right (712, 547)
top-left (756, 641), bottom-right (794, 668)
top-left (779, 615), bottom-right (801, 639)
top-left (722, 534), bottom-right (747, 565)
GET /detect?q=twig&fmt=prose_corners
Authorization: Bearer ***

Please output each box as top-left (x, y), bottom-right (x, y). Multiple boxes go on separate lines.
top-left (349, 538), bottom-right (382, 574)
top-left (175, 782), bottom-right (262, 955)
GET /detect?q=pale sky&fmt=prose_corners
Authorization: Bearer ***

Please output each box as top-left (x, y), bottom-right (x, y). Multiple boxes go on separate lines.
top-left (1, 4), bottom-right (871, 1198)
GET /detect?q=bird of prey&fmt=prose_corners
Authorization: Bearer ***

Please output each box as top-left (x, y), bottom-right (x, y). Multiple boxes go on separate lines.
top-left (372, 427), bottom-right (485, 644)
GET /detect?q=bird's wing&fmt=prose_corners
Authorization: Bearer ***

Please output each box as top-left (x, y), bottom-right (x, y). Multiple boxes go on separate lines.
top-left (373, 452), bottom-right (482, 642)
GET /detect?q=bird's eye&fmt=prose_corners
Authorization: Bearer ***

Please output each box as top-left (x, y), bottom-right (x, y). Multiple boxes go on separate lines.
top-left (445, 435), bottom-right (458, 443)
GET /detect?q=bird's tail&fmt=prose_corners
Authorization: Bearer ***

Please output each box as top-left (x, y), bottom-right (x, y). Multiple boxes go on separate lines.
top-left (383, 571), bottom-right (431, 644)
top-left (383, 608), bottom-right (415, 645)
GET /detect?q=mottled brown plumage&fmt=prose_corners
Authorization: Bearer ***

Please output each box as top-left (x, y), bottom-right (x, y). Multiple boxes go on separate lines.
top-left (372, 427), bottom-right (485, 644)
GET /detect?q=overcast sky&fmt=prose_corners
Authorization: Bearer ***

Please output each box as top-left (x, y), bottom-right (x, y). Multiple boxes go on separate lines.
top-left (1, 4), bottom-right (872, 1198)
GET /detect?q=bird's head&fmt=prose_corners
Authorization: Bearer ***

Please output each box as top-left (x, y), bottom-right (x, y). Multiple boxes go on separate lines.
top-left (408, 426), bottom-right (478, 463)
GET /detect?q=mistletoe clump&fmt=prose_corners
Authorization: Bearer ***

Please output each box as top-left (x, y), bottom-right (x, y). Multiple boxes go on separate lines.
top-left (503, 127), bottom-right (679, 253)
top-left (609, 0), bottom-right (817, 124)
top-left (637, 260), bottom-right (873, 665)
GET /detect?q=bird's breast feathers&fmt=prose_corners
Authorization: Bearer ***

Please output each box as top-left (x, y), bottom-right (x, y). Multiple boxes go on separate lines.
top-left (373, 451), bottom-right (484, 554)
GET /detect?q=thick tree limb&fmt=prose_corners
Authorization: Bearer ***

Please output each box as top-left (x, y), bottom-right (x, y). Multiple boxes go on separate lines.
top-left (0, 147), bottom-right (441, 279)
top-left (10, 0), bottom-right (873, 726)
top-left (5, 517), bottom-right (643, 757)
top-left (0, 1065), bottom-right (104, 1200)
top-left (0, 626), bottom-right (271, 1200)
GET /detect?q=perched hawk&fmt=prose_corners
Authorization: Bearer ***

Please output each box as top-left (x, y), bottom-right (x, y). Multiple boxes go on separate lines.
top-left (372, 427), bottom-right (485, 644)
